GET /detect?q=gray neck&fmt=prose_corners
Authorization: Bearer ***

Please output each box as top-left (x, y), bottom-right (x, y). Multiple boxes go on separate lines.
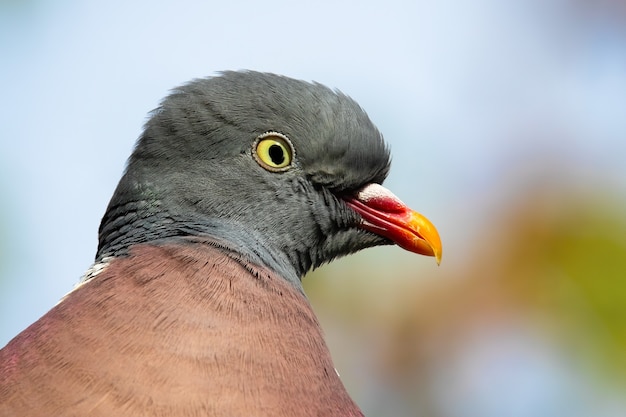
top-left (96, 201), bottom-right (303, 293)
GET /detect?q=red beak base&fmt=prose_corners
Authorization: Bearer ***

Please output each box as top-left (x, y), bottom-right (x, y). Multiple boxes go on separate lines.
top-left (343, 183), bottom-right (442, 264)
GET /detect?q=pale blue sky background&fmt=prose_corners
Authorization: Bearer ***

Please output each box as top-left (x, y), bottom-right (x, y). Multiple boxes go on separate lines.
top-left (1, 1), bottom-right (625, 415)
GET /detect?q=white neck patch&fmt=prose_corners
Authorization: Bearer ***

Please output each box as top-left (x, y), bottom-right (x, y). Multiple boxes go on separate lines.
top-left (55, 257), bottom-right (114, 306)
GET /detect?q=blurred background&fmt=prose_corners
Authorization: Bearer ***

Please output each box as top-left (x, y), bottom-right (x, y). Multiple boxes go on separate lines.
top-left (1, 1), bottom-right (625, 416)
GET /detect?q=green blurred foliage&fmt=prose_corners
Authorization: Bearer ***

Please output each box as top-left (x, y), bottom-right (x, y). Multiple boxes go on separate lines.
top-left (497, 189), bottom-right (626, 382)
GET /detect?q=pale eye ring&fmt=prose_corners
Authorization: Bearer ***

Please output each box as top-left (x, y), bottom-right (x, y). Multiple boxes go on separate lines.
top-left (252, 132), bottom-right (295, 172)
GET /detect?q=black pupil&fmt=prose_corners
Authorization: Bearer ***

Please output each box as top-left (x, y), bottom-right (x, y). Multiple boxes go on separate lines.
top-left (269, 144), bottom-right (285, 165)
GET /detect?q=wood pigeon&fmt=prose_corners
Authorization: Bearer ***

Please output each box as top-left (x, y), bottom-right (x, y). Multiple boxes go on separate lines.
top-left (0, 71), bottom-right (441, 416)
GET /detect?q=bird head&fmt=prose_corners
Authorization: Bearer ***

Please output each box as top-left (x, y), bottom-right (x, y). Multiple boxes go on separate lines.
top-left (97, 71), bottom-right (441, 287)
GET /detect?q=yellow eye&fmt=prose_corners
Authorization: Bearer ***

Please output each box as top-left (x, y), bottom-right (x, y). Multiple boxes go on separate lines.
top-left (253, 132), bottom-right (294, 172)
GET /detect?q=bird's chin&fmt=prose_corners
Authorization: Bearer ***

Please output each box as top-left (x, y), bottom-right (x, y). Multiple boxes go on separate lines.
top-left (309, 229), bottom-right (390, 271)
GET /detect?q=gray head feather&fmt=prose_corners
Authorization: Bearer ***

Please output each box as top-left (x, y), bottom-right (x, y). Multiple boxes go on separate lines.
top-left (97, 71), bottom-right (392, 288)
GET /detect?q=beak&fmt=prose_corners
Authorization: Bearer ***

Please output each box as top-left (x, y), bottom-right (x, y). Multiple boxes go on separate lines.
top-left (343, 183), bottom-right (442, 264)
